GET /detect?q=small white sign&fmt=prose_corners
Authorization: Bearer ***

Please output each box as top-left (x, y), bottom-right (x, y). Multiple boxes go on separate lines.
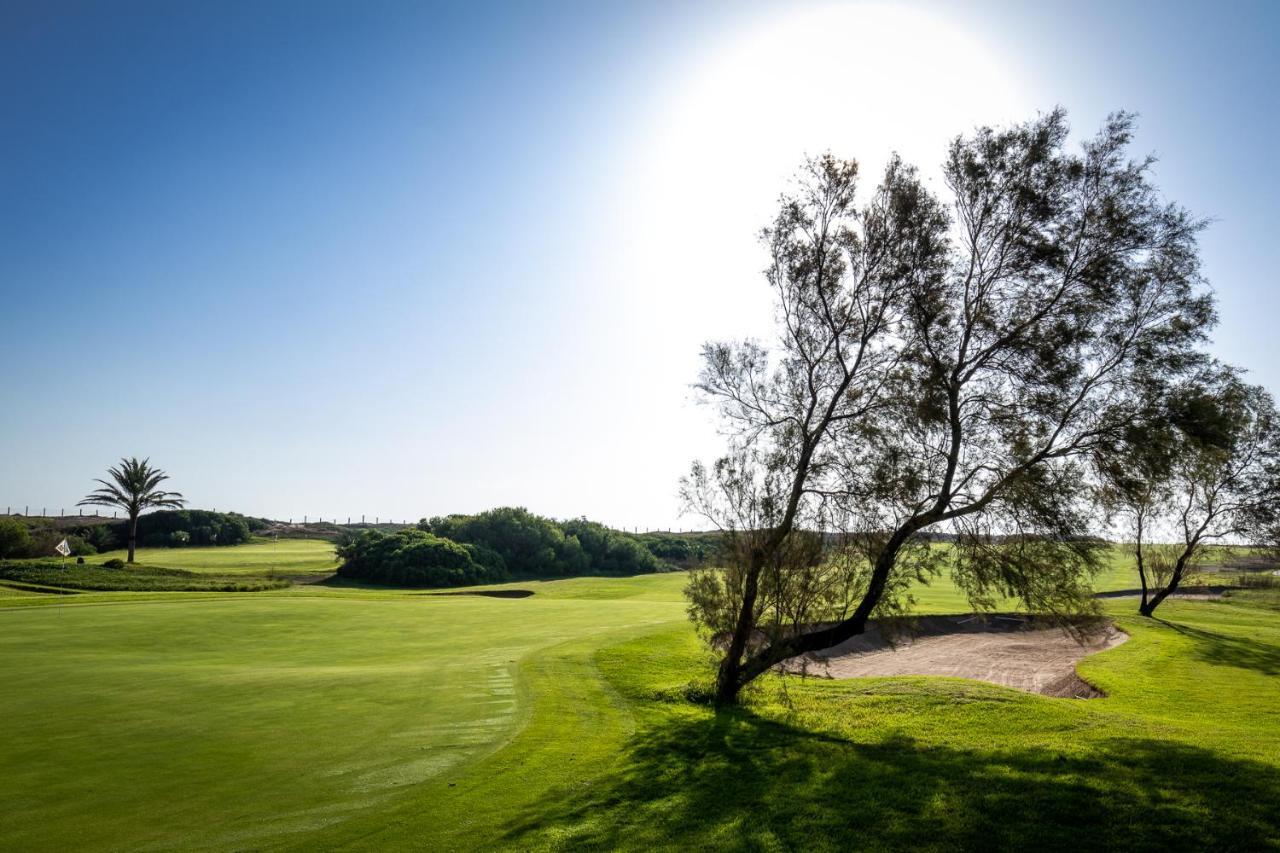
top-left (54, 538), bottom-right (71, 557)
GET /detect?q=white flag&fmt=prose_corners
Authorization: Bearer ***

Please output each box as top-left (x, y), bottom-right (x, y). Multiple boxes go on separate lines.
top-left (54, 539), bottom-right (71, 557)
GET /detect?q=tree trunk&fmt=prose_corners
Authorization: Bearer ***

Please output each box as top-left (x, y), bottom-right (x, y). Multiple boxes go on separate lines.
top-left (714, 441), bottom-right (824, 705)
top-left (1135, 515), bottom-right (1150, 615)
top-left (717, 523), bottom-right (919, 702)
top-left (128, 513), bottom-right (138, 564)
top-left (714, 548), bottom-right (766, 705)
top-left (1139, 548), bottom-right (1192, 617)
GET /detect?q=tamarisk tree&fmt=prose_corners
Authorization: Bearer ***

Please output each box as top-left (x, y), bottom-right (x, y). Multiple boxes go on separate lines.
top-left (1101, 370), bottom-right (1280, 616)
top-left (686, 110), bottom-right (1216, 704)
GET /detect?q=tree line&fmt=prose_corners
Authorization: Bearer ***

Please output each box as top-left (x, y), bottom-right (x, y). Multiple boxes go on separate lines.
top-left (0, 508), bottom-right (263, 560)
top-left (335, 506), bottom-right (716, 587)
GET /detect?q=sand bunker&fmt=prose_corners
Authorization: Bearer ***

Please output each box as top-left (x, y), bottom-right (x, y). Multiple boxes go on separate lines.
top-left (786, 615), bottom-right (1127, 698)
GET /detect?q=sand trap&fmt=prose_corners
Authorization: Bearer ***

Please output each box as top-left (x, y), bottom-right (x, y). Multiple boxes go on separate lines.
top-left (785, 615), bottom-right (1127, 698)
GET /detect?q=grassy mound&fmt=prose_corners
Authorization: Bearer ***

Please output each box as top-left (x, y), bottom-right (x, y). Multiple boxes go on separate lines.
top-left (92, 538), bottom-right (339, 576)
top-left (0, 560), bottom-right (288, 592)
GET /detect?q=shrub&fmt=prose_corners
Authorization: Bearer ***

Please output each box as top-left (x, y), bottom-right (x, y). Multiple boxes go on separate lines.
top-left (59, 535), bottom-right (97, 557)
top-left (336, 529), bottom-right (505, 588)
top-left (81, 524), bottom-right (118, 552)
top-left (135, 509), bottom-right (254, 547)
top-left (638, 533), bottom-right (720, 567)
top-left (424, 507), bottom-right (586, 578)
top-left (103, 558), bottom-right (125, 569)
top-left (0, 517), bottom-right (32, 559)
top-left (421, 508), bottom-right (666, 578)
top-left (561, 518), bottom-right (663, 575)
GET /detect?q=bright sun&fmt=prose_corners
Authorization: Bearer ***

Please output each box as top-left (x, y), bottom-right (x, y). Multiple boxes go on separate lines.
top-left (642, 3), bottom-right (1027, 193)
top-left (615, 2), bottom-right (1030, 364)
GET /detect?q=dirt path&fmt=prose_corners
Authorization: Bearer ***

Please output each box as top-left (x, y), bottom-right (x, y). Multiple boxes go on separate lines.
top-left (785, 615), bottom-right (1128, 698)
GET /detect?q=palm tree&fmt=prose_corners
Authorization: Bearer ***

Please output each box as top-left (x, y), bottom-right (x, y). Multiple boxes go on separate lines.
top-left (78, 458), bottom-right (186, 563)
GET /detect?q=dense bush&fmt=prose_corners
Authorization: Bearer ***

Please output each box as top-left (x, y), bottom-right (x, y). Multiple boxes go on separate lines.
top-left (0, 518), bottom-right (32, 558)
top-left (136, 510), bottom-right (253, 547)
top-left (421, 508), bottom-right (674, 578)
top-left (560, 518), bottom-right (663, 575)
top-left (64, 534), bottom-right (97, 556)
top-left (337, 508), bottom-right (698, 587)
top-left (335, 529), bottom-right (505, 587)
top-left (0, 518), bottom-right (95, 558)
top-left (423, 508), bottom-right (590, 578)
top-left (0, 511), bottom-right (267, 559)
top-left (79, 525), bottom-right (118, 550)
top-left (636, 533), bottom-right (720, 567)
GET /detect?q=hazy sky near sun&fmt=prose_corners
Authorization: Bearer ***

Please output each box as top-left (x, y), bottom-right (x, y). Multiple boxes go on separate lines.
top-left (3, 0), bottom-right (1278, 528)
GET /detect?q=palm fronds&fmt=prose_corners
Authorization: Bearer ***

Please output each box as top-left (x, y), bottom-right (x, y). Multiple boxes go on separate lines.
top-left (78, 457), bottom-right (186, 513)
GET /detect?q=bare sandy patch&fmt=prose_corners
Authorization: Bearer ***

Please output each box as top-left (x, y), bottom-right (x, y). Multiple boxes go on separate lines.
top-left (785, 615), bottom-right (1127, 698)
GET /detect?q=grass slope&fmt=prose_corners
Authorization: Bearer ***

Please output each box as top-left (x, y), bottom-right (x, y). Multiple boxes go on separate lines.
top-left (303, 592), bottom-right (1280, 852)
top-left (0, 549), bottom-right (1277, 850)
top-left (0, 560), bottom-right (287, 592)
top-left (0, 579), bottom-right (684, 850)
top-left (93, 538), bottom-right (340, 576)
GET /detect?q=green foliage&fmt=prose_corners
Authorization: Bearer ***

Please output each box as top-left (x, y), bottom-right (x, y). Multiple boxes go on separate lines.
top-left (0, 559), bottom-right (285, 592)
top-left (422, 507), bottom-right (668, 579)
top-left (423, 508), bottom-right (585, 578)
top-left (64, 534), bottom-right (97, 557)
top-left (637, 533), bottom-right (719, 567)
top-left (0, 517), bottom-right (32, 558)
top-left (78, 457), bottom-right (185, 519)
top-left (81, 524), bottom-right (118, 552)
top-left (561, 518), bottom-right (663, 575)
top-left (685, 112), bottom-right (1224, 700)
top-left (335, 528), bottom-right (504, 587)
top-left (136, 509), bottom-right (253, 547)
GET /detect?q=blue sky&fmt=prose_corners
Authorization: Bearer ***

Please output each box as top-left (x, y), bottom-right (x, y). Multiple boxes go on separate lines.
top-left (2, 0), bottom-right (1277, 528)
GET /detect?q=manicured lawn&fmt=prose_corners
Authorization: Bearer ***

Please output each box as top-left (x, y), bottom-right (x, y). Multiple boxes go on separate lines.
top-left (1, 544), bottom-right (1276, 850)
top-left (0, 583), bottom-right (685, 850)
top-left (301, 590), bottom-right (1280, 851)
top-left (93, 538), bottom-right (340, 576)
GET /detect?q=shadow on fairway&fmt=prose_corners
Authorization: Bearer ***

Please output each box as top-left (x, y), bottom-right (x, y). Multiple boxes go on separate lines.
top-left (1158, 618), bottom-right (1280, 676)
top-left (420, 589), bottom-right (535, 599)
top-left (502, 710), bottom-right (1280, 851)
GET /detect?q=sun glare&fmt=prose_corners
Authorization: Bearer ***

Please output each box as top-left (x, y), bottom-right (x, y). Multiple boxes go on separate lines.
top-left (615, 3), bottom-right (1029, 392)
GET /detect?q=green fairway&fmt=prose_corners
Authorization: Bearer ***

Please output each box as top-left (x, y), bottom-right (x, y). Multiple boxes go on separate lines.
top-left (93, 538), bottom-right (340, 575)
top-left (0, 580), bottom-right (685, 850)
top-left (2, 544), bottom-right (1278, 850)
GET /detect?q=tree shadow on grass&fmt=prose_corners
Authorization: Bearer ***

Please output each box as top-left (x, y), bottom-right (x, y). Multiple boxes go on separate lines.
top-left (502, 709), bottom-right (1280, 851)
top-left (1157, 619), bottom-right (1280, 676)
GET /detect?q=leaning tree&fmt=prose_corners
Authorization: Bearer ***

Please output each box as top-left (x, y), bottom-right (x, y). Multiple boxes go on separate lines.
top-left (1100, 369), bottom-right (1280, 616)
top-left (686, 110), bottom-right (1217, 704)
top-left (78, 457), bottom-right (185, 563)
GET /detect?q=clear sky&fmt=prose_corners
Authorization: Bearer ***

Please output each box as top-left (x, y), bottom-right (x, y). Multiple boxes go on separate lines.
top-left (2, 0), bottom-right (1277, 529)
